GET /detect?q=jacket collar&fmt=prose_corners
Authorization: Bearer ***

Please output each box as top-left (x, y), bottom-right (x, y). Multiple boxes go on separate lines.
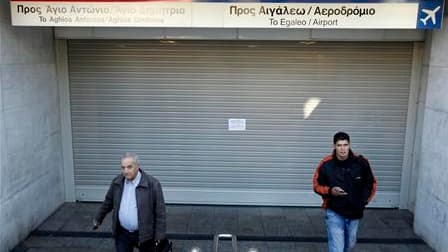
top-left (332, 149), bottom-right (354, 161)
top-left (113, 169), bottom-right (150, 188)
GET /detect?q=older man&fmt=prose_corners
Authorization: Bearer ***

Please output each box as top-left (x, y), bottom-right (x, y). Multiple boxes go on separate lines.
top-left (93, 153), bottom-right (166, 252)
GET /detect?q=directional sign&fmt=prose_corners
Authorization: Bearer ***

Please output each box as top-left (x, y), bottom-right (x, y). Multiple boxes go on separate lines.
top-left (417, 1), bottom-right (444, 29)
top-left (10, 0), bottom-right (445, 29)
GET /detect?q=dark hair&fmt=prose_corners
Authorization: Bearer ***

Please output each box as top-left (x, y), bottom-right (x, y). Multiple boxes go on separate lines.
top-left (333, 132), bottom-right (350, 144)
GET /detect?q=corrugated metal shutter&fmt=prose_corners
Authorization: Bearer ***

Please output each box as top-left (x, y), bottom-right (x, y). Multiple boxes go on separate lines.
top-left (68, 40), bottom-right (412, 207)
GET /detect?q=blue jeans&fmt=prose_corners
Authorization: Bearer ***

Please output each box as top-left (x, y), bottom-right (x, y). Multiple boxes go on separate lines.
top-left (325, 209), bottom-right (360, 252)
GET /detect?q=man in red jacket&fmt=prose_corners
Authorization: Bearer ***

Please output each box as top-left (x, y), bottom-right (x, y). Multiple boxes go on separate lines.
top-left (313, 132), bottom-right (377, 252)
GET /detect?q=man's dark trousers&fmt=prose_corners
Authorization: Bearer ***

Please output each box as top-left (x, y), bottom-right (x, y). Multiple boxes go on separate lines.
top-left (115, 225), bottom-right (155, 252)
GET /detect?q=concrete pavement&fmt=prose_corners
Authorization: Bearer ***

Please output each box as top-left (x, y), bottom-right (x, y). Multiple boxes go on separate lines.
top-left (11, 203), bottom-right (435, 252)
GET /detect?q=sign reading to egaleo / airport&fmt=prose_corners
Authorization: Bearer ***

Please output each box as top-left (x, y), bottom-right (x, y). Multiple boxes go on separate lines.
top-left (10, 0), bottom-right (445, 29)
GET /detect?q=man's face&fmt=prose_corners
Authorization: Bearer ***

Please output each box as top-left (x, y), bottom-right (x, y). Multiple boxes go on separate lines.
top-left (334, 139), bottom-right (350, 161)
top-left (121, 157), bottom-right (140, 181)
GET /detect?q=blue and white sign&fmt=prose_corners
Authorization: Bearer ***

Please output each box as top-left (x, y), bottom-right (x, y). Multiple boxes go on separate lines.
top-left (417, 1), bottom-right (444, 29)
top-left (10, 0), bottom-right (445, 29)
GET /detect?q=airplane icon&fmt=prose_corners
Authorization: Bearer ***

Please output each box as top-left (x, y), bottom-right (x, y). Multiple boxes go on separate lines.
top-left (420, 6), bottom-right (441, 26)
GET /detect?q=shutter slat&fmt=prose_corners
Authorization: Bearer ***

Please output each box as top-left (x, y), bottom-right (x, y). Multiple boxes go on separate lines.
top-left (69, 40), bottom-right (412, 206)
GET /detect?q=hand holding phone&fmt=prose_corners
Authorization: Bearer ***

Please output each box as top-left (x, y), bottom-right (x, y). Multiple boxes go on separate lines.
top-left (338, 189), bottom-right (348, 195)
top-left (332, 186), bottom-right (348, 196)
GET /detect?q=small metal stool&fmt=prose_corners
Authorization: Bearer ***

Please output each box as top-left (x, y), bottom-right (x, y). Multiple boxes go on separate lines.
top-left (213, 233), bottom-right (237, 252)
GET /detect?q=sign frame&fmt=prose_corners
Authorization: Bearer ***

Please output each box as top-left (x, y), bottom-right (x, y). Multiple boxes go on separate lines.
top-left (10, 0), bottom-right (445, 29)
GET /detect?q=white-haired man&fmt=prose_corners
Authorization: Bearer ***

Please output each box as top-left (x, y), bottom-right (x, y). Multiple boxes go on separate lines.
top-left (93, 153), bottom-right (166, 252)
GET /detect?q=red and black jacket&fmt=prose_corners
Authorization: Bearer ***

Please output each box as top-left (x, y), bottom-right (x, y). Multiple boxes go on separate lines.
top-left (313, 150), bottom-right (377, 219)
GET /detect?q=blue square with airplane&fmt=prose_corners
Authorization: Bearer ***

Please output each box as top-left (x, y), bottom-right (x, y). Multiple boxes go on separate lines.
top-left (417, 0), bottom-right (445, 29)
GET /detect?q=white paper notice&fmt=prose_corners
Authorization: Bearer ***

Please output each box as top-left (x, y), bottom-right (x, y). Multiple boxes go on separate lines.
top-left (228, 119), bottom-right (246, 131)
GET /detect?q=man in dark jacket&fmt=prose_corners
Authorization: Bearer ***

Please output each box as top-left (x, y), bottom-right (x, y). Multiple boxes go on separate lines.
top-left (313, 132), bottom-right (376, 252)
top-left (93, 152), bottom-right (167, 252)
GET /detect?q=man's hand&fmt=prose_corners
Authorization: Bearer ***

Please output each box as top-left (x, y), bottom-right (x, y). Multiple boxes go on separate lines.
top-left (92, 219), bottom-right (100, 230)
top-left (331, 186), bottom-right (348, 196)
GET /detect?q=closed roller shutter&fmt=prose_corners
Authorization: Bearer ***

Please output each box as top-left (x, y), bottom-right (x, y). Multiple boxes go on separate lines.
top-left (68, 40), bottom-right (412, 206)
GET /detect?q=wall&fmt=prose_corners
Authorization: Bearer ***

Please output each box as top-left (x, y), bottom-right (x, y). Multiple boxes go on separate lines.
top-left (0, 0), bottom-right (64, 250)
top-left (406, 41), bottom-right (430, 212)
top-left (414, 18), bottom-right (448, 252)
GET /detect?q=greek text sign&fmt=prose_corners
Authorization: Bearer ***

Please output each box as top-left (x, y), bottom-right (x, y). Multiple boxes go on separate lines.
top-left (10, 0), bottom-right (445, 29)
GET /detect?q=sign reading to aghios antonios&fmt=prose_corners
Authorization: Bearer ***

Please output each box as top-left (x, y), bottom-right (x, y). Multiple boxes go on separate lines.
top-left (10, 0), bottom-right (445, 29)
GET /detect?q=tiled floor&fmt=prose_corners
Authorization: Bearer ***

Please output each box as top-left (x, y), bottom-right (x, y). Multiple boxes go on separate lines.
top-left (12, 203), bottom-right (435, 252)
